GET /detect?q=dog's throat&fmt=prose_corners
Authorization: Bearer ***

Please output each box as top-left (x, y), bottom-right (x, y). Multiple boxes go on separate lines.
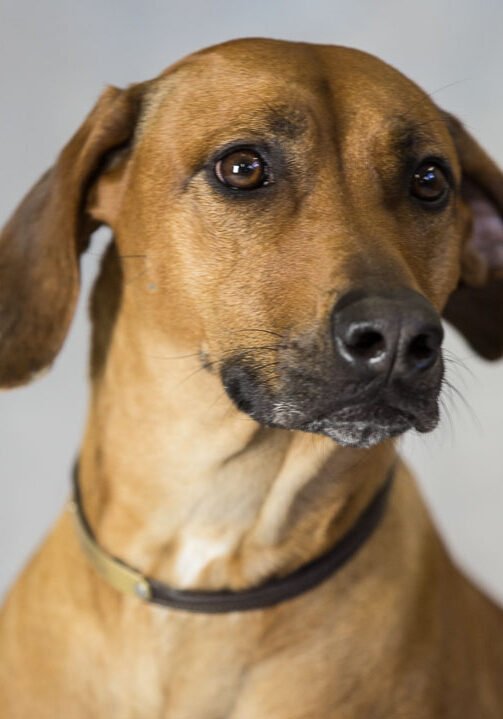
top-left (70, 463), bottom-right (395, 614)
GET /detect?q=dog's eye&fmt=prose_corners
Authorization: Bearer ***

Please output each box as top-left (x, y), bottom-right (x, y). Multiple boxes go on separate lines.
top-left (215, 150), bottom-right (268, 190)
top-left (411, 163), bottom-right (449, 203)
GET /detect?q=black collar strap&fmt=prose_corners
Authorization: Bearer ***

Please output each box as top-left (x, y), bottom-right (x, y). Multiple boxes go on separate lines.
top-left (70, 464), bottom-right (394, 614)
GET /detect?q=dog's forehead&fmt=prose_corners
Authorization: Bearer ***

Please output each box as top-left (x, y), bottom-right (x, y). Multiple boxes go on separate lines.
top-left (149, 39), bottom-right (436, 124)
top-left (138, 39), bottom-right (453, 172)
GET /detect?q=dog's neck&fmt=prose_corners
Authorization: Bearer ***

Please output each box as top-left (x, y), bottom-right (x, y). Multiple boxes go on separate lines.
top-left (78, 298), bottom-right (395, 592)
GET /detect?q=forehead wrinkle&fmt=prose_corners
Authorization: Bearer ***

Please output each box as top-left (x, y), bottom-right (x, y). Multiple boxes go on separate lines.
top-left (264, 105), bottom-right (309, 139)
top-left (389, 116), bottom-right (451, 156)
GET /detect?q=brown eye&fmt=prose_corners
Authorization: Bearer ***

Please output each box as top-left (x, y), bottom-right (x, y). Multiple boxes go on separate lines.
top-left (215, 150), bottom-right (268, 190)
top-left (411, 163), bottom-right (449, 203)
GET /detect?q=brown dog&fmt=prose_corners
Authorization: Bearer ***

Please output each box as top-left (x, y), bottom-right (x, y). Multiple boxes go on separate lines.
top-left (1, 37), bottom-right (503, 718)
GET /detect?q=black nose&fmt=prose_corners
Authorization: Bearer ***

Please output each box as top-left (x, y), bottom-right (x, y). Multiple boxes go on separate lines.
top-left (332, 288), bottom-right (443, 378)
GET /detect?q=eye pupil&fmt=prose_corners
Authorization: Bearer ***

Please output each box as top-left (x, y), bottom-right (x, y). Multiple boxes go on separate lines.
top-left (232, 159), bottom-right (259, 176)
top-left (412, 163), bottom-right (448, 202)
top-left (215, 150), bottom-right (267, 189)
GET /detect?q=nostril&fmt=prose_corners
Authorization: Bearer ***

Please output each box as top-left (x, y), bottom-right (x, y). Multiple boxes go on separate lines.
top-left (407, 330), bottom-right (441, 370)
top-left (410, 333), bottom-right (434, 359)
top-left (345, 328), bottom-right (386, 361)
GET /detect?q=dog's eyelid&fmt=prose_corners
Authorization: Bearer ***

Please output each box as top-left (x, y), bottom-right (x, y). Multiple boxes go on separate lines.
top-left (210, 139), bottom-right (272, 163)
top-left (413, 154), bottom-right (456, 188)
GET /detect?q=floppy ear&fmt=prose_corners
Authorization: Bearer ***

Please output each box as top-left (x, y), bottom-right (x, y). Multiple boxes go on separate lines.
top-left (442, 113), bottom-right (503, 360)
top-left (0, 83), bottom-right (145, 388)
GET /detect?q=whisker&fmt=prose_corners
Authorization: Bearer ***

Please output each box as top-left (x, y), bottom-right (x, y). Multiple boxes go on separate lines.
top-left (439, 393), bottom-right (455, 443)
top-left (223, 328), bottom-right (285, 339)
top-left (177, 364), bottom-right (211, 387)
top-left (441, 374), bottom-right (481, 433)
top-left (427, 79), bottom-right (469, 98)
top-left (147, 351), bottom-right (202, 361)
top-left (443, 348), bottom-right (475, 380)
top-left (233, 344), bottom-right (285, 355)
top-left (145, 340), bottom-right (284, 364)
top-left (124, 269), bottom-right (149, 286)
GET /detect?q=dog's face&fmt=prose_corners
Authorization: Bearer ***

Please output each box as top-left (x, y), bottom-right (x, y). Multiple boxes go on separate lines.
top-left (2, 39), bottom-right (503, 448)
top-left (103, 40), bottom-right (477, 447)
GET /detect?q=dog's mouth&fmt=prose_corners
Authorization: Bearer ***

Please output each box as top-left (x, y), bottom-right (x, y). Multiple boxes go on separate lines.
top-left (297, 398), bottom-right (439, 448)
top-left (220, 359), bottom-right (443, 449)
top-left (218, 289), bottom-right (445, 448)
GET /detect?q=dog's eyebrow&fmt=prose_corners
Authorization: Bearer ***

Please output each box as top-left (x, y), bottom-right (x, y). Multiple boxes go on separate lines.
top-left (265, 107), bottom-right (308, 139)
top-left (389, 117), bottom-right (445, 155)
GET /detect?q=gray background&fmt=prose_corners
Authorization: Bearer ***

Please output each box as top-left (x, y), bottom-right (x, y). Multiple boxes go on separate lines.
top-left (1, 0), bottom-right (503, 603)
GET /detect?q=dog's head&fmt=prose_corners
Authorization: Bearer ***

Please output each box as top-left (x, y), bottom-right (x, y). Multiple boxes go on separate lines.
top-left (2, 39), bottom-right (503, 448)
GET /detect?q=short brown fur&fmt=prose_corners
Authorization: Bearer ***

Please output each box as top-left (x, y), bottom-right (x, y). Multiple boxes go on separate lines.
top-left (1, 38), bottom-right (503, 717)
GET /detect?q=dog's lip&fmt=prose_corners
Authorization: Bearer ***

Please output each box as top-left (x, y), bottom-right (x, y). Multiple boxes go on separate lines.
top-left (298, 390), bottom-right (442, 436)
top-left (293, 403), bottom-right (415, 448)
top-left (297, 400), bottom-right (437, 448)
top-left (303, 400), bottom-right (418, 429)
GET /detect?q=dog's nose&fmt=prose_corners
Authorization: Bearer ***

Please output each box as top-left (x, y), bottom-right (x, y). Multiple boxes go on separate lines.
top-left (332, 288), bottom-right (443, 378)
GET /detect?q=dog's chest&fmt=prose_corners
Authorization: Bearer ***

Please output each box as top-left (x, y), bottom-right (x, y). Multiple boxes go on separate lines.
top-left (77, 595), bottom-right (448, 719)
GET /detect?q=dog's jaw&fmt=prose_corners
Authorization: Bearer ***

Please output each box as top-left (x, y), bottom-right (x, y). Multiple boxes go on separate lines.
top-left (220, 353), bottom-right (443, 449)
top-left (300, 407), bottom-right (438, 448)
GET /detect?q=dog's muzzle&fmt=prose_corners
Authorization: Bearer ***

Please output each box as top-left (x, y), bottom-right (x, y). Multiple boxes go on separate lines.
top-left (221, 288), bottom-right (445, 448)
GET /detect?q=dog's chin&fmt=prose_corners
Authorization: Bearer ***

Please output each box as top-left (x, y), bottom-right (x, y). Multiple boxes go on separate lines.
top-left (274, 403), bottom-right (440, 448)
top-left (299, 406), bottom-right (439, 448)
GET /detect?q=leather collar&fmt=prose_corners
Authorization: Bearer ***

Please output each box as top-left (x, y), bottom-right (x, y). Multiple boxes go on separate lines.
top-left (70, 463), bottom-right (394, 614)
